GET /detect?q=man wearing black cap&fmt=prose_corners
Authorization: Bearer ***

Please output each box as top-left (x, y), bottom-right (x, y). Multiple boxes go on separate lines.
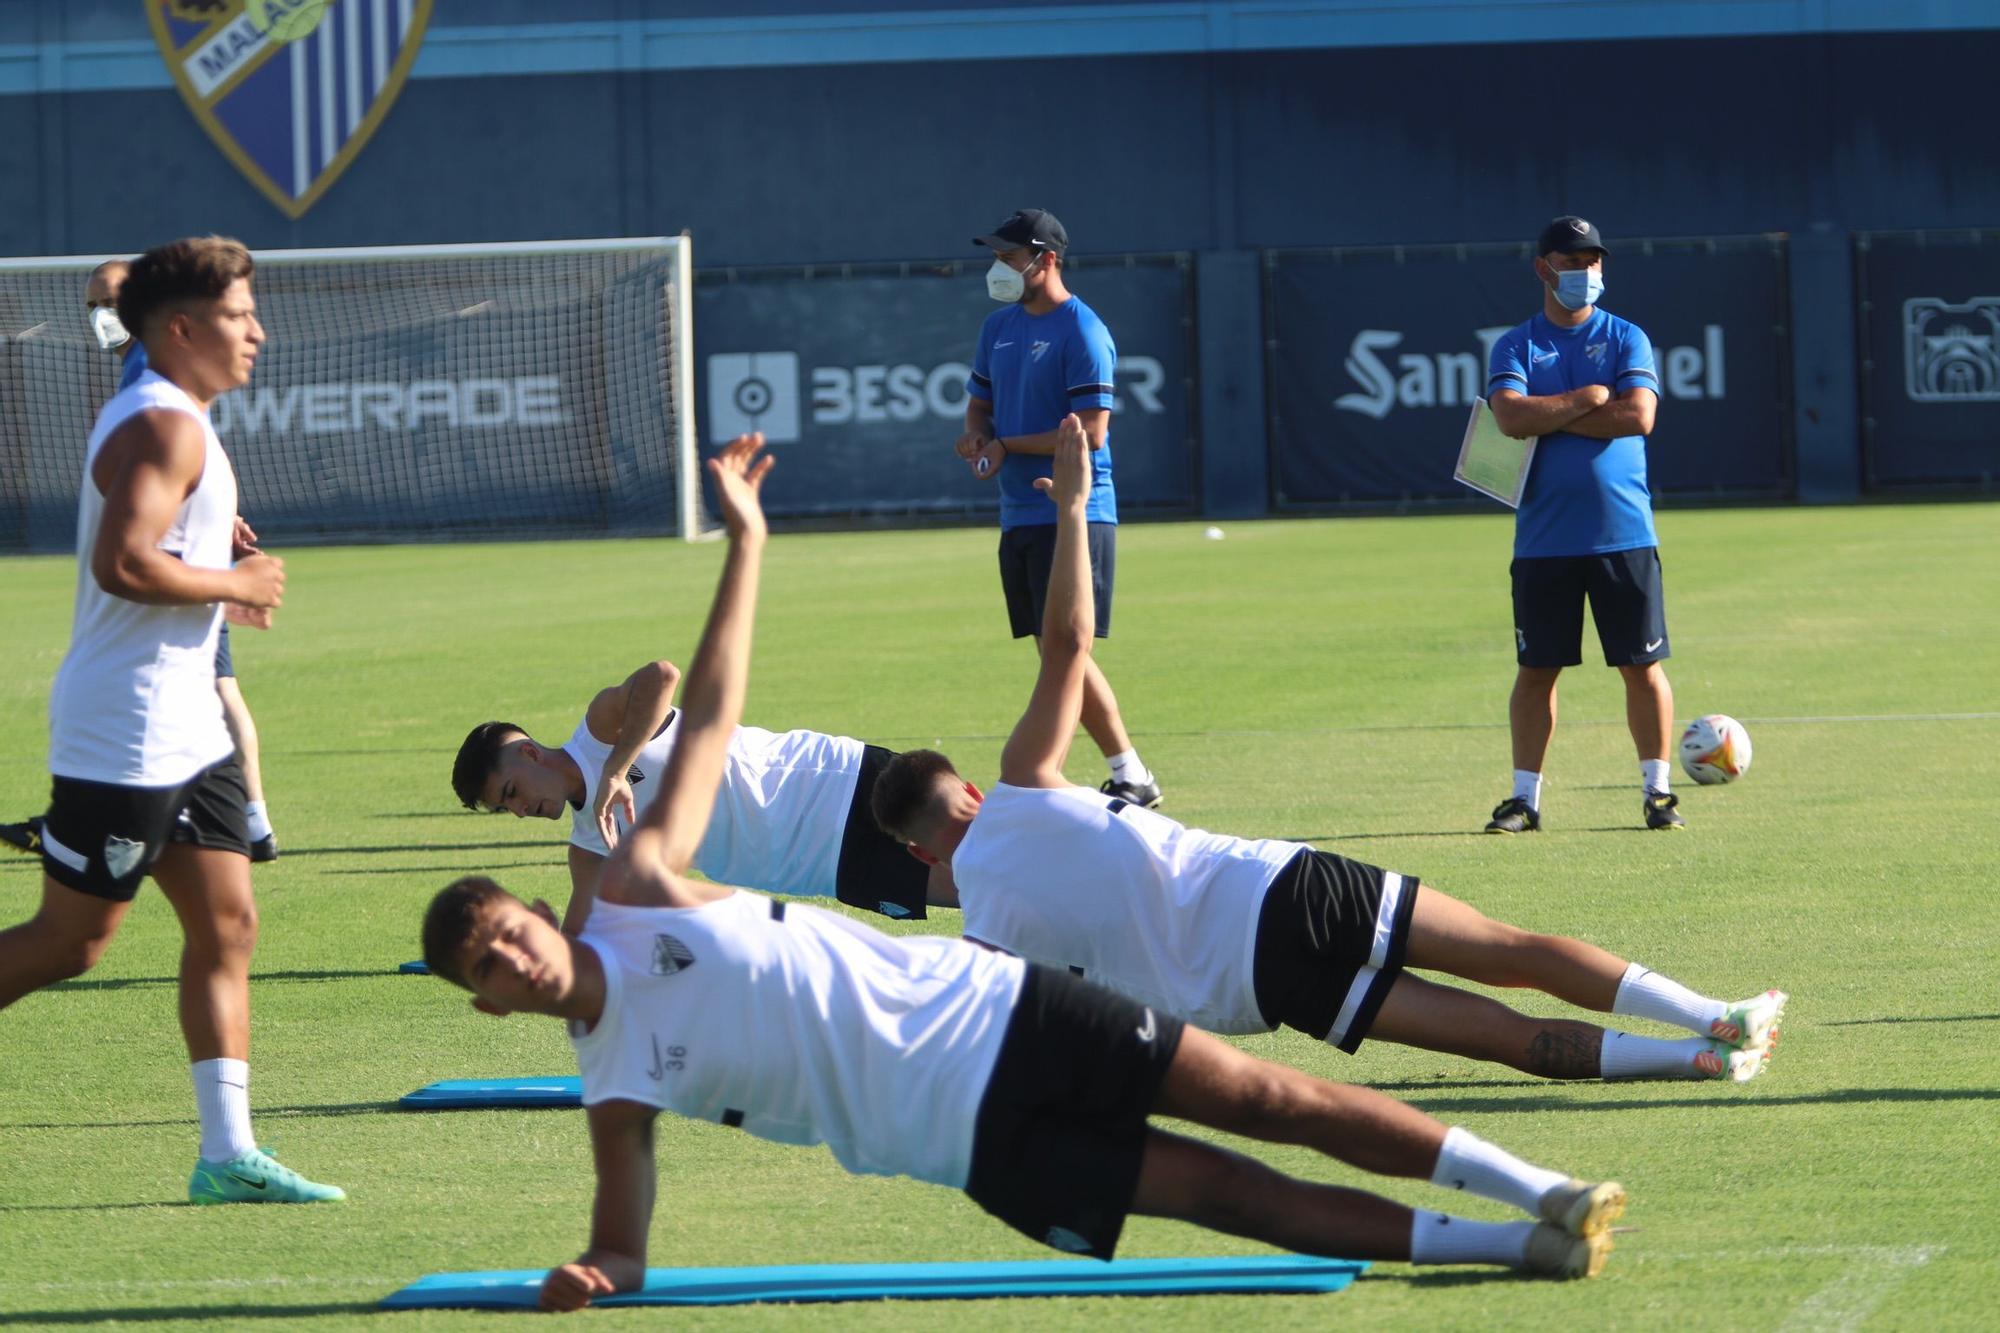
top-left (1482, 216), bottom-right (1681, 834)
top-left (954, 208), bottom-right (1160, 808)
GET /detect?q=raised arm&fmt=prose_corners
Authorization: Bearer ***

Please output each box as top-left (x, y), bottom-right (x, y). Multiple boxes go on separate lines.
top-left (597, 434), bottom-right (772, 905)
top-left (998, 414), bottom-right (1093, 788)
top-left (586, 659), bottom-right (684, 849)
top-left (538, 1100), bottom-right (658, 1312)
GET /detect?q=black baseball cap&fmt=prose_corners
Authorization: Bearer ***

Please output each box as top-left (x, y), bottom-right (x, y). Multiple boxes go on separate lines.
top-left (1537, 215), bottom-right (1608, 257)
top-left (973, 209), bottom-right (1069, 256)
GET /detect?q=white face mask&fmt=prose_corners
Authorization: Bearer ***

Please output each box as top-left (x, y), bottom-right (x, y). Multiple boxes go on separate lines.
top-left (985, 253), bottom-right (1039, 303)
top-left (89, 305), bottom-right (130, 351)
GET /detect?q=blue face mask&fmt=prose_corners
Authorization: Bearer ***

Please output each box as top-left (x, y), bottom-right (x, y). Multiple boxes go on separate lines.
top-left (1551, 267), bottom-right (1604, 312)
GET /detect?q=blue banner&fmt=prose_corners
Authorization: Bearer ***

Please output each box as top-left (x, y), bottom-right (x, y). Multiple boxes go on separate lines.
top-left (1266, 237), bottom-right (1793, 508)
top-left (1856, 231), bottom-right (2000, 492)
top-left (694, 258), bottom-right (1197, 521)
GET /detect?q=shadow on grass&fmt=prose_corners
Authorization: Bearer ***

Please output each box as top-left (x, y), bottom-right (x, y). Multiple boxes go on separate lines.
top-left (1821, 1013), bottom-right (2000, 1027)
top-left (7, 1099), bottom-right (406, 1130)
top-left (52, 969), bottom-right (387, 992)
top-left (1397, 1086), bottom-right (2000, 1115)
top-left (280, 841), bottom-right (553, 857)
top-left (1360, 1268), bottom-right (1516, 1289)
top-left (0, 1301), bottom-right (379, 1323)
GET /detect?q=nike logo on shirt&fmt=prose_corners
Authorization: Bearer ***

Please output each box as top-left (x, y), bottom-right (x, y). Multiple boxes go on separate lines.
top-left (992, 341), bottom-right (1014, 348)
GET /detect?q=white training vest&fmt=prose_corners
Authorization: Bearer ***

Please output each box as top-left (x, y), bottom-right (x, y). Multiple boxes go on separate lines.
top-left (48, 370), bottom-right (236, 786)
top-left (570, 893), bottom-right (1024, 1187)
top-left (951, 783), bottom-right (1301, 1035)
top-left (564, 715), bottom-right (865, 894)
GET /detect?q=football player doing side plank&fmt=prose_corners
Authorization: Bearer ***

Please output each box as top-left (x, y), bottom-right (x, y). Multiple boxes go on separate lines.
top-left (450, 667), bottom-right (953, 933)
top-left (422, 431), bottom-right (1628, 1313)
top-left (872, 429), bottom-right (1787, 1088)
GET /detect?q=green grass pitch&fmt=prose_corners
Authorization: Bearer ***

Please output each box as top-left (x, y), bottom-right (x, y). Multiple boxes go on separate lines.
top-left (1, 502), bottom-right (1995, 1329)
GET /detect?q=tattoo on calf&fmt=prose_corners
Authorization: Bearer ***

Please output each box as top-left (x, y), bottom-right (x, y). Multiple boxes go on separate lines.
top-left (1526, 1028), bottom-right (1602, 1080)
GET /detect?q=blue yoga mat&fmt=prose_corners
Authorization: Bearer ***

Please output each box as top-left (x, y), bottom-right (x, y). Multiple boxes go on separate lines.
top-left (382, 1255), bottom-right (1369, 1309)
top-left (399, 1077), bottom-right (582, 1109)
top-left (397, 961), bottom-right (430, 974)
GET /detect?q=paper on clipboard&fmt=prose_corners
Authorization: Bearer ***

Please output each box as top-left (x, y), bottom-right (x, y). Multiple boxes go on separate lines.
top-left (1453, 398), bottom-right (1536, 508)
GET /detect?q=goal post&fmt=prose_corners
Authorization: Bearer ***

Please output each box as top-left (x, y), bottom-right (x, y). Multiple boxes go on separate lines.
top-left (0, 236), bottom-right (706, 553)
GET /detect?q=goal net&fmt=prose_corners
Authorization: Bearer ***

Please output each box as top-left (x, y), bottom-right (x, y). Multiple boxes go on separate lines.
top-left (0, 237), bottom-right (702, 553)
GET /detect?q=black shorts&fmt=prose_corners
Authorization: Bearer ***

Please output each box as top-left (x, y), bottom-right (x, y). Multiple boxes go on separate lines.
top-left (38, 758), bottom-right (251, 902)
top-left (964, 965), bottom-right (1184, 1260)
top-left (213, 624), bottom-right (235, 680)
top-left (833, 745), bottom-right (929, 921)
top-left (1511, 547), bottom-right (1670, 668)
top-left (998, 522), bottom-right (1116, 640)
top-left (1250, 849), bottom-right (1417, 1054)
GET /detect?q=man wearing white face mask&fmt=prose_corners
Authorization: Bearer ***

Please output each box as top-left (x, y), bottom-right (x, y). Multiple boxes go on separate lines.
top-left (2, 260), bottom-right (281, 863)
top-left (953, 209), bottom-right (1161, 809)
top-left (1482, 216), bottom-right (1679, 834)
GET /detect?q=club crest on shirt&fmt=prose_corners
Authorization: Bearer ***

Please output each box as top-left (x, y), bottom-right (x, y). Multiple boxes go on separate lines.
top-left (1030, 340), bottom-right (1051, 362)
top-left (1585, 342), bottom-right (1608, 365)
top-left (103, 835), bottom-right (147, 881)
top-left (651, 933), bottom-right (696, 976)
top-left (627, 765), bottom-right (645, 785)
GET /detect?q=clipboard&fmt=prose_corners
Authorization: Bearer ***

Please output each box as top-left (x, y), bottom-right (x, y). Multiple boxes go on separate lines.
top-left (1453, 398), bottom-right (1536, 508)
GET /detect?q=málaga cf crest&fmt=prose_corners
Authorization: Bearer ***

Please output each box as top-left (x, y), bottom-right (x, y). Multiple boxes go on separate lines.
top-left (149, 0), bottom-right (433, 219)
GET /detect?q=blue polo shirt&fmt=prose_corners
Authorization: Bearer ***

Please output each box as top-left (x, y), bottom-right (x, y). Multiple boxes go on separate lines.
top-left (967, 295), bottom-right (1118, 529)
top-left (119, 341), bottom-right (148, 390)
top-left (1487, 309), bottom-right (1661, 558)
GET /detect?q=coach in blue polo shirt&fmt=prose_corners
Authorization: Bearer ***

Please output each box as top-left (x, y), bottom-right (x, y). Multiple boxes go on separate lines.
top-left (1483, 215), bottom-right (1682, 835)
top-left (954, 209), bottom-right (1160, 808)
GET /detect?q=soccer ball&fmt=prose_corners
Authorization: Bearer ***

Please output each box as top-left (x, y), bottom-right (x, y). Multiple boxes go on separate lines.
top-left (1679, 714), bottom-right (1753, 785)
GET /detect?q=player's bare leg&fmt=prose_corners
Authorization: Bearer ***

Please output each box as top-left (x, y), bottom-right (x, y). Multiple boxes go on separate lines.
top-left (152, 844), bottom-right (257, 1063)
top-left (1618, 661), bottom-right (1674, 765)
top-left (1133, 1127), bottom-right (1418, 1259)
top-left (1508, 666), bottom-right (1562, 772)
top-left (217, 678), bottom-right (266, 812)
top-left (1369, 973), bottom-right (1610, 1079)
top-left (1140, 1028), bottom-right (1618, 1274)
top-left (1034, 636), bottom-right (1133, 756)
top-left (1404, 885), bottom-right (1626, 1009)
top-left (0, 879), bottom-right (131, 1007)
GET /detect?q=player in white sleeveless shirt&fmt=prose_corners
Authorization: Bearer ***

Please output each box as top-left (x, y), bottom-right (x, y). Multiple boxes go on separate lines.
top-left (0, 238), bottom-right (340, 1205)
top-left (874, 422), bottom-right (1787, 1086)
top-left (425, 433), bottom-right (1628, 1311)
top-left (451, 672), bottom-right (950, 929)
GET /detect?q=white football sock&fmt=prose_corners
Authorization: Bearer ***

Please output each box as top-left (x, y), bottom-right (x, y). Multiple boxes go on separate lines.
top-left (1512, 769), bottom-right (1542, 808)
top-left (244, 801), bottom-right (273, 842)
top-left (1107, 749), bottom-right (1153, 786)
top-left (1599, 1030), bottom-right (1723, 1080)
top-left (1409, 1211), bottom-right (1537, 1267)
top-left (1430, 1126), bottom-right (1569, 1217)
top-left (1613, 962), bottom-right (1728, 1035)
top-left (1640, 760), bottom-right (1671, 794)
top-left (192, 1057), bottom-right (256, 1162)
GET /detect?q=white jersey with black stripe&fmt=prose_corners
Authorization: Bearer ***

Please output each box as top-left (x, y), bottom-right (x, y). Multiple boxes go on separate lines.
top-left (48, 370), bottom-right (235, 787)
top-left (563, 714), bottom-right (865, 895)
top-left (950, 783), bottom-right (1300, 1034)
top-left (569, 892), bottom-right (1024, 1187)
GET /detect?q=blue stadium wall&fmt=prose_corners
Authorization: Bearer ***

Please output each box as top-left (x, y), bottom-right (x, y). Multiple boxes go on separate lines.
top-left (5, 1), bottom-right (1998, 533)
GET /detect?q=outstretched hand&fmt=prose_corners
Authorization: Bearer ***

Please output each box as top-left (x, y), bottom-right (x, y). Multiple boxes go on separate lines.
top-left (1030, 414), bottom-right (1091, 508)
top-left (707, 433), bottom-right (774, 540)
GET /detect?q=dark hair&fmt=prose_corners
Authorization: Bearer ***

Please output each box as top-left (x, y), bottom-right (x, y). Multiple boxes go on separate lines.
top-left (116, 236), bottom-right (254, 342)
top-left (870, 748), bottom-right (959, 842)
top-left (452, 721), bottom-right (525, 810)
top-left (422, 875), bottom-right (512, 989)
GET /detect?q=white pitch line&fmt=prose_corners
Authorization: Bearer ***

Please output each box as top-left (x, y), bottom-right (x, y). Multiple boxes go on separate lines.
top-left (1629, 1244), bottom-right (1944, 1333)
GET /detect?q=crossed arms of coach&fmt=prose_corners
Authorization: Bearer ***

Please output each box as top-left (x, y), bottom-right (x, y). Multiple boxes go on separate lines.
top-left (1488, 381), bottom-right (1655, 441)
